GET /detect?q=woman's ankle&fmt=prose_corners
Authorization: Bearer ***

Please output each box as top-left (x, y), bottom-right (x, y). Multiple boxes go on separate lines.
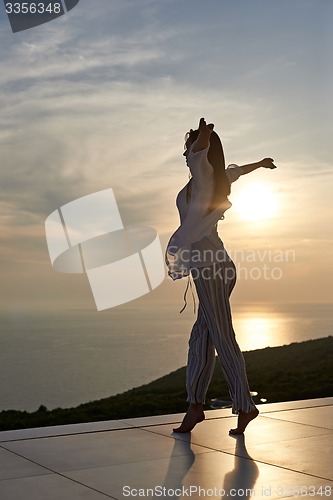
top-left (189, 402), bottom-right (203, 410)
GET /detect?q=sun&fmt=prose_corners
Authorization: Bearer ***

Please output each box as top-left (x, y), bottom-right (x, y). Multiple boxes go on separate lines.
top-left (232, 182), bottom-right (278, 222)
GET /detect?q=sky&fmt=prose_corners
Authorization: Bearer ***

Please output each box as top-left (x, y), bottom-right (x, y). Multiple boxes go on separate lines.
top-left (0, 0), bottom-right (332, 313)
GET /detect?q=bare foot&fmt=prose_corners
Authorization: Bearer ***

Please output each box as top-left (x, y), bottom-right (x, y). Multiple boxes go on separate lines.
top-left (229, 408), bottom-right (259, 435)
top-left (173, 404), bottom-right (205, 433)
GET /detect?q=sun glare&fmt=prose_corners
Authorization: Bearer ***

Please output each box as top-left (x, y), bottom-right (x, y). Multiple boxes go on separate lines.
top-left (232, 182), bottom-right (278, 222)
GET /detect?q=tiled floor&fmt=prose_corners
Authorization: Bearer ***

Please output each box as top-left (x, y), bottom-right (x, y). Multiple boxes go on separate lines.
top-left (0, 398), bottom-right (332, 499)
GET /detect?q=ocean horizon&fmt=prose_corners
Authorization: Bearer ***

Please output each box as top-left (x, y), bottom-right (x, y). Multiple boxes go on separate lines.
top-left (0, 301), bottom-right (332, 412)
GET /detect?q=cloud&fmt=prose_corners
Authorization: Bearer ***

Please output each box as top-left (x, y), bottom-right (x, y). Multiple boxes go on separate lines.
top-left (0, 11), bottom-right (264, 236)
top-left (0, 0), bottom-right (332, 305)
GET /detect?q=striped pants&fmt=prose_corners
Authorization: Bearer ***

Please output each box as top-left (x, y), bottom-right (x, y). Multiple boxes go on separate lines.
top-left (186, 259), bottom-right (256, 414)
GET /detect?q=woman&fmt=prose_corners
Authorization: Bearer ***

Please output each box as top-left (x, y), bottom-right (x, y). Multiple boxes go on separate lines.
top-left (165, 117), bottom-right (276, 435)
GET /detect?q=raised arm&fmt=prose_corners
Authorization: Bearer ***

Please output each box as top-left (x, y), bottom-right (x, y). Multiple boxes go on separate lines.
top-left (192, 117), bottom-right (214, 152)
top-left (239, 158), bottom-right (277, 175)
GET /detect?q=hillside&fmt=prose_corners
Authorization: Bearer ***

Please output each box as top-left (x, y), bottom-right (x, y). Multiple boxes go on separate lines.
top-left (0, 336), bottom-right (332, 431)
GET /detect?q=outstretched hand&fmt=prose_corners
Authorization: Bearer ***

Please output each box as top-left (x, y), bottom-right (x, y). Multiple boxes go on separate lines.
top-left (198, 117), bottom-right (214, 136)
top-left (259, 158), bottom-right (277, 169)
top-left (192, 117), bottom-right (214, 153)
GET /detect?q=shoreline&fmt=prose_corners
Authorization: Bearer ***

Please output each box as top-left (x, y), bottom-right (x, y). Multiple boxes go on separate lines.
top-left (0, 336), bottom-right (332, 431)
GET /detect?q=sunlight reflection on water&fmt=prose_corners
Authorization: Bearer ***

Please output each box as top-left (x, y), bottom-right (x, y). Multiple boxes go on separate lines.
top-left (234, 312), bottom-right (291, 351)
top-left (232, 303), bottom-right (332, 351)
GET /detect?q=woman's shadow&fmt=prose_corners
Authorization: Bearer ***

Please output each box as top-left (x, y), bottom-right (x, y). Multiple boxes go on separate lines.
top-left (153, 434), bottom-right (195, 499)
top-left (155, 432), bottom-right (259, 499)
top-left (223, 434), bottom-right (259, 499)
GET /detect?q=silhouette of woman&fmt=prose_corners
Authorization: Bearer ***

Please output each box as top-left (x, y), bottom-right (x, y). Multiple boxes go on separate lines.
top-left (165, 117), bottom-right (276, 434)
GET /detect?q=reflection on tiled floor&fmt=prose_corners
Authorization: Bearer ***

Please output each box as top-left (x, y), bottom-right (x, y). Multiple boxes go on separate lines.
top-left (0, 398), bottom-right (332, 499)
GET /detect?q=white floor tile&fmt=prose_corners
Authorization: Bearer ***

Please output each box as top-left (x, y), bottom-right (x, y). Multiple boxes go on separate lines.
top-left (65, 445), bottom-right (332, 500)
top-left (0, 399), bottom-right (332, 498)
top-left (263, 406), bottom-right (333, 430)
top-left (118, 413), bottom-right (185, 427)
top-left (3, 427), bottom-right (208, 473)
top-left (0, 473), bottom-right (109, 500)
top-left (0, 419), bottom-right (131, 443)
top-left (143, 414), bottom-right (331, 452)
top-left (234, 432), bottom-right (333, 480)
top-left (257, 398), bottom-right (333, 414)
top-left (0, 447), bottom-right (49, 481)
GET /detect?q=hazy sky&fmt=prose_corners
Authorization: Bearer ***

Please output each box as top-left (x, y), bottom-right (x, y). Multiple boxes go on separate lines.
top-left (0, 0), bottom-right (332, 311)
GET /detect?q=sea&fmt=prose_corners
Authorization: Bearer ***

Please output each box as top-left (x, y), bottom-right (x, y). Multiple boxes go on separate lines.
top-left (0, 302), bottom-right (332, 412)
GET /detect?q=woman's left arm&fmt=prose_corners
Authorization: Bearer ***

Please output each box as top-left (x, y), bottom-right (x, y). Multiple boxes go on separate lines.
top-left (239, 158), bottom-right (277, 175)
top-left (192, 117), bottom-right (214, 152)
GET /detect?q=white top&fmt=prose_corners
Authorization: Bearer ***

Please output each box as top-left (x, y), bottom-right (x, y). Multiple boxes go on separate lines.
top-left (165, 143), bottom-right (242, 280)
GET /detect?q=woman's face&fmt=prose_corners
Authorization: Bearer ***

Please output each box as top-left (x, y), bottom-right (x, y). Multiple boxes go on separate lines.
top-left (183, 135), bottom-right (196, 157)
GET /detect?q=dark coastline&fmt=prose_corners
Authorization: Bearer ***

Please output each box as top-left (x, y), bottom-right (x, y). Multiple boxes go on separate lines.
top-left (0, 336), bottom-right (332, 432)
